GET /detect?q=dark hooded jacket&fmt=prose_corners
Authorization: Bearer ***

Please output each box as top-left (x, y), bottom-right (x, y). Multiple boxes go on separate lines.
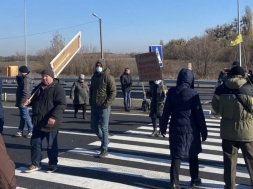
top-left (160, 69), bottom-right (207, 158)
top-left (89, 60), bottom-right (117, 108)
top-left (30, 79), bottom-right (66, 132)
top-left (15, 71), bottom-right (34, 107)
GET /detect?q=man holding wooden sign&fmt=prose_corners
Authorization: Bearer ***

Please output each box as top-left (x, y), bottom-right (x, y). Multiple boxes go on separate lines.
top-left (23, 32), bottom-right (81, 173)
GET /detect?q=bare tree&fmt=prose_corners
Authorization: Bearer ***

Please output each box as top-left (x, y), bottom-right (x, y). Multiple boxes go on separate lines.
top-left (183, 35), bottom-right (223, 79)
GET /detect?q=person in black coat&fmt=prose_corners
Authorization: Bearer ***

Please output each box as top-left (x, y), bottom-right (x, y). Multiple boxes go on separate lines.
top-left (160, 68), bottom-right (208, 189)
top-left (120, 68), bottom-right (132, 112)
top-left (0, 77), bottom-right (4, 134)
top-left (23, 69), bottom-right (66, 173)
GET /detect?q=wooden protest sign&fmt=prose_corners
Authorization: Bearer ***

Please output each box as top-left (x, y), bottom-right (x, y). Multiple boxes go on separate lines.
top-left (135, 52), bottom-right (162, 82)
top-left (50, 31), bottom-right (81, 77)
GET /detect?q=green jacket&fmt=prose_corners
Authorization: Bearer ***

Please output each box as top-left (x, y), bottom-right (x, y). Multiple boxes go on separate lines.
top-left (89, 61), bottom-right (117, 108)
top-left (212, 76), bottom-right (253, 141)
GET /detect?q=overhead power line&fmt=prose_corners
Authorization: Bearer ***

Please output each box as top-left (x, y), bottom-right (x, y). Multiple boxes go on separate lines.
top-left (0, 21), bottom-right (96, 40)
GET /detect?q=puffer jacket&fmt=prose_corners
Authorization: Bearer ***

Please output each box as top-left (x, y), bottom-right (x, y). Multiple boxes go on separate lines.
top-left (15, 71), bottom-right (34, 107)
top-left (89, 61), bottom-right (117, 108)
top-left (160, 69), bottom-right (207, 158)
top-left (148, 81), bottom-right (167, 118)
top-left (0, 134), bottom-right (16, 189)
top-left (70, 81), bottom-right (89, 105)
top-left (212, 76), bottom-right (253, 141)
top-left (30, 79), bottom-right (66, 132)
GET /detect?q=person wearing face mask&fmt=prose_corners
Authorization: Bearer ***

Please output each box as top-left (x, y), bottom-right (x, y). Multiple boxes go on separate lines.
top-left (146, 79), bottom-right (167, 137)
top-left (70, 74), bottom-right (89, 119)
top-left (120, 68), bottom-right (132, 112)
top-left (89, 59), bottom-right (117, 158)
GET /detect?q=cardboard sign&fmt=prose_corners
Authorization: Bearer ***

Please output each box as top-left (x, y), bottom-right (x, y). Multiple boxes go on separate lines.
top-left (135, 52), bottom-right (162, 82)
top-left (50, 31), bottom-right (81, 77)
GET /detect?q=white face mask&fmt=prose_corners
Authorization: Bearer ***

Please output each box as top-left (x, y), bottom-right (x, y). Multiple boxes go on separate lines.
top-left (154, 80), bottom-right (161, 85)
top-left (96, 67), bottom-right (103, 73)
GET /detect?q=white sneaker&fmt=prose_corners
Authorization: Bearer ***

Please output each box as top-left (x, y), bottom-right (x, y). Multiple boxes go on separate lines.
top-left (26, 165), bottom-right (41, 173)
top-left (15, 131), bottom-right (22, 137)
top-left (26, 132), bottom-right (32, 138)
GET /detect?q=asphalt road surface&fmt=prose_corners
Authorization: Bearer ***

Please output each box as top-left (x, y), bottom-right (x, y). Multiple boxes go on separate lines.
top-left (1, 101), bottom-right (252, 189)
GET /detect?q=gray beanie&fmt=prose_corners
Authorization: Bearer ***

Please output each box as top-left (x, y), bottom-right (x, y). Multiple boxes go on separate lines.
top-left (79, 74), bottom-right (85, 79)
top-left (41, 69), bottom-right (54, 78)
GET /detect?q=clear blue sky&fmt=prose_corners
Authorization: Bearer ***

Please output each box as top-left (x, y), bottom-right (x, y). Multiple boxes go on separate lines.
top-left (0, 0), bottom-right (252, 56)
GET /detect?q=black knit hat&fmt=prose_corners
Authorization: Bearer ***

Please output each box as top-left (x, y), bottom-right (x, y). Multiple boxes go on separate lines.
top-left (232, 61), bottom-right (240, 67)
top-left (41, 69), bottom-right (54, 78)
top-left (19, 66), bottom-right (29, 73)
top-left (228, 66), bottom-right (245, 77)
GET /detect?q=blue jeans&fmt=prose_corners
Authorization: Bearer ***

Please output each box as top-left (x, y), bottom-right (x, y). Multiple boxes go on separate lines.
top-left (123, 90), bottom-right (131, 110)
top-left (90, 106), bottom-right (111, 151)
top-left (18, 107), bottom-right (33, 133)
top-left (31, 130), bottom-right (58, 166)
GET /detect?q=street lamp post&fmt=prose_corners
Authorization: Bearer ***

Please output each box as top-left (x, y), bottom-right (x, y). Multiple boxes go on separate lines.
top-left (237, 0), bottom-right (242, 66)
top-left (92, 13), bottom-right (103, 59)
top-left (24, 0), bottom-right (28, 66)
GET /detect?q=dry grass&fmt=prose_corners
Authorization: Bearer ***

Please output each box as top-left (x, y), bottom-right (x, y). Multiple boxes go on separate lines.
top-left (0, 54), bottom-right (230, 80)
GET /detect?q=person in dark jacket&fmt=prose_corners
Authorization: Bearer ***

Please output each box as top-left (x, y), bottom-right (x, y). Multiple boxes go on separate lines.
top-left (70, 74), bottom-right (89, 119)
top-left (160, 68), bottom-right (208, 189)
top-left (146, 80), bottom-right (167, 137)
top-left (120, 68), bottom-right (132, 112)
top-left (212, 66), bottom-right (253, 189)
top-left (0, 134), bottom-right (16, 189)
top-left (15, 66), bottom-right (34, 138)
top-left (24, 69), bottom-right (66, 173)
top-left (0, 77), bottom-right (4, 134)
top-left (90, 59), bottom-right (117, 158)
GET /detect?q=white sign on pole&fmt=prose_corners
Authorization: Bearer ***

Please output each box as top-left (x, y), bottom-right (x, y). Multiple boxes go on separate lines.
top-left (50, 31), bottom-right (81, 77)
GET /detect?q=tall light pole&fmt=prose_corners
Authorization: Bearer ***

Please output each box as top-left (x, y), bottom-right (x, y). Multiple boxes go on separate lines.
top-left (24, 0), bottom-right (27, 66)
top-left (92, 13), bottom-right (103, 59)
top-left (237, 0), bottom-right (242, 66)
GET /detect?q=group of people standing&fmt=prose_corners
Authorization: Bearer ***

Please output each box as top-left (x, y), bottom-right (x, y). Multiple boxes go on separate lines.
top-left (1, 59), bottom-right (253, 188)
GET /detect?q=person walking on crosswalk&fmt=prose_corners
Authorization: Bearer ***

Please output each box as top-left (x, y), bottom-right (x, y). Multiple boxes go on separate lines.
top-left (212, 66), bottom-right (253, 189)
top-left (89, 59), bottom-right (117, 158)
top-left (15, 66), bottom-right (34, 138)
top-left (24, 69), bottom-right (66, 173)
top-left (160, 68), bottom-right (208, 189)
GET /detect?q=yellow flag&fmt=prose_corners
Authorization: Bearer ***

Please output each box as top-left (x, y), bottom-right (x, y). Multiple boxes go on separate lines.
top-left (230, 34), bottom-right (243, 46)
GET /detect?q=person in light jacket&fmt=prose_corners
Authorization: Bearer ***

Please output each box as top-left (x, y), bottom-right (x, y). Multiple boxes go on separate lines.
top-left (212, 66), bottom-right (253, 189)
top-left (70, 74), bottom-right (89, 119)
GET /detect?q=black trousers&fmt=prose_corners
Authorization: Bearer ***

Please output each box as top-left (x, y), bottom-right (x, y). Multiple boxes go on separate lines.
top-left (74, 104), bottom-right (87, 118)
top-left (222, 139), bottom-right (253, 189)
top-left (151, 117), bottom-right (161, 129)
top-left (170, 156), bottom-right (199, 184)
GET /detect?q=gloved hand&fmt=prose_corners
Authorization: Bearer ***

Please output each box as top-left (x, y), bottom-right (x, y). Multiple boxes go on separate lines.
top-left (202, 136), bottom-right (207, 142)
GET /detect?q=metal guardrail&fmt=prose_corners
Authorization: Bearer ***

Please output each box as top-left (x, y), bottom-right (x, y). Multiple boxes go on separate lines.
top-left (1, 77), bottom-right (217, 101)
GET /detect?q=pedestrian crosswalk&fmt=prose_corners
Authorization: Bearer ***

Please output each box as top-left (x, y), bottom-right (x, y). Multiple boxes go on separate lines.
top-left (15, 117), bottom-right (252, 189)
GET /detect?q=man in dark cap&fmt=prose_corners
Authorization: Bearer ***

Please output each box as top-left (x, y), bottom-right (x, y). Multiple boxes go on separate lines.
top-left (15, 65), bottom-right (34, 138)
top-left (23, 68), bottom-right (66, 173)
top-left (212, 66), bottom-right (253, 188)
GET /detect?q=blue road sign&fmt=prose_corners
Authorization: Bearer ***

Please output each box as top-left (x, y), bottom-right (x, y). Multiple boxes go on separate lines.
top-left (149, 45), bottom-right (163, 67)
